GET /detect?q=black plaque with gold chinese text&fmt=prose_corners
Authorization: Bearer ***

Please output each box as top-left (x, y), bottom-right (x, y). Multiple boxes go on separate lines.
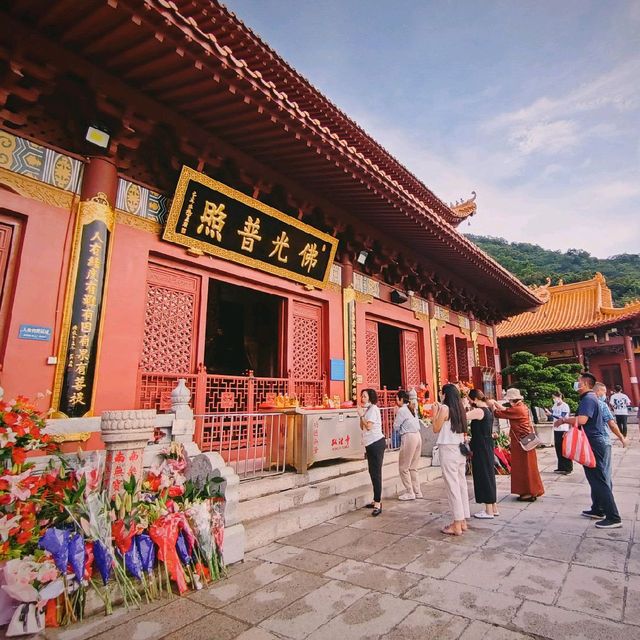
top-left (57, 211), bottom-right (112, 417)
top-left (163, 167), bottom-right (339, 288)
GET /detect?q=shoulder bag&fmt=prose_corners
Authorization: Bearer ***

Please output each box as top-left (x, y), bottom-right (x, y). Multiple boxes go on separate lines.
top-left (519, 432), bottom-right (542, 451)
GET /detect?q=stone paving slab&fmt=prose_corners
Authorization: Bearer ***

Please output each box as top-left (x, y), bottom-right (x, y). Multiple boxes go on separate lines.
top-left (305, 592), bottom-right (417, 640)
top-left (379, 604), bottom-right (469, 639)
top-left (404, 575), bottom-right (523, 626)
top-left (220, 570), bottom-right (327, 624)
top-left (324, 558), bottom-right (422, 596)
top-left (496, 555), bottom-right (569, 604)
top-left (573, 537), bottom-right (629, 572)
top-left (558, 564), bottom-right (625, 621)
top-left (260, 579), bottom-right (368, 639)
top-left (458, 621), bottom-right (535, 640)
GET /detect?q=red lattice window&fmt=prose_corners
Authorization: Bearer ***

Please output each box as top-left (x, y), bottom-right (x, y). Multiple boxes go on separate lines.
top-left (456, 337), bottom-right (470, 381)
top-left (291, 301), bottom-right (323, 380)
top-left (478, 344), bottom-right (487, 367)
top-left (401, 330), bottom-right (421, 389)
top-left (365, 319), bottom-right (380, 388)
top-left (444, 334), bottom-right (457, 383)
top-left (140, 265), bottom-right (200, 373)
top-left (486, 346), bottom-right (496, 370)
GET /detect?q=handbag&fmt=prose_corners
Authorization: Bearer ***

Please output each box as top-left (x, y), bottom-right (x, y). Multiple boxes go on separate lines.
top-left (562, 426), bottom-right (596, 468)
top-left (431, 445), bottom-right (440, 467)
top-left (519, 432), bottom-right (542, 451)
top-left (459, 441), bottom-right (472, 457)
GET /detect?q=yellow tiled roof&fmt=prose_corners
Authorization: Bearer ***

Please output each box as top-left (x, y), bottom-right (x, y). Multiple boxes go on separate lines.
top-left (497, 273), bottom-right (640, 338)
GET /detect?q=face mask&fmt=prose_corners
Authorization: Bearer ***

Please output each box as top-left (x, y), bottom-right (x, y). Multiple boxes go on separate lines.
top-left (573, 381), bottom-right (580, 392)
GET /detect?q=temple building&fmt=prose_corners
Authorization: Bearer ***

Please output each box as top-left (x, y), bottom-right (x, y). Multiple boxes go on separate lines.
top-left (498, 274), bottom-right (640, 405)
top-left (0, 0), bottom-right (540, 452)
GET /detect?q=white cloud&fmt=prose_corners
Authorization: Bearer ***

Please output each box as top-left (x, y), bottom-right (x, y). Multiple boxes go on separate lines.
top-left (347, 109), bottom-right (640, 258)
top-left (510, 119), bottom-right (580, 154)
top-left (482, 57), bottom-right (640, 158)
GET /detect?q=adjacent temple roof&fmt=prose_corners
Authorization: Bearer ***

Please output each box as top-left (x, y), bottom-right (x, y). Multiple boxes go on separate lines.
top-left (497, 273), bottom-right (640, 338)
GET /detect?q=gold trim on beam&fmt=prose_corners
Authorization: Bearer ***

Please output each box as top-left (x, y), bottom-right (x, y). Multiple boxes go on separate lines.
top-left (0, 166), bottom-right (76, 209)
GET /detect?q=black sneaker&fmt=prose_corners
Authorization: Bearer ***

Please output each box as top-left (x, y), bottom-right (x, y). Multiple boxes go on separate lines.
top-left (581, 510), bottom-right (605, 519)
top-left (594, 518), bottom-right (622, 529)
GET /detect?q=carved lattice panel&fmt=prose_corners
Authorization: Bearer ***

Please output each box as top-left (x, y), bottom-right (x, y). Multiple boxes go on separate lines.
top-left (365, 319), bottom-right (380, 388)
top-left (140, 265), bottom-right (200, 373)
top-left (291, 301), bottom-right (322, 380)
top-left (444, 333), bottom-right (457, 383)
top-left (456, 337), bottom-right (470, 381)
top-left (478, 344), bottom-right (487, 367)
top-left (401, 330), bottom-right (421, 389)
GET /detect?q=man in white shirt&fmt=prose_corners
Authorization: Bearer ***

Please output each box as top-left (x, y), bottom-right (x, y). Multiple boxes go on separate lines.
top-left (546, 392), bottom-right (572, 474)
top-left (609, 385), bottom-right (631, 437)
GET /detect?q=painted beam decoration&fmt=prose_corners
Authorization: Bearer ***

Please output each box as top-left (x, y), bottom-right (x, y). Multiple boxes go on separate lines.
top-left (164, 167), bottom-right (339, 288)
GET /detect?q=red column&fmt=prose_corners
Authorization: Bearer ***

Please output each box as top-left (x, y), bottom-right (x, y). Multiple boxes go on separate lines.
top-left (623, 334), bottom-right (640, 406)
top-left (52, 157), bottom-right (118, 417)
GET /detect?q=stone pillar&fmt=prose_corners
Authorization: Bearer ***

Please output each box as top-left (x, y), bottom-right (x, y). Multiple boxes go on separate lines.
top-left (169, 378), bottom-right (200, 457)
top-left (101, 409), bottom-right (156, 495)
top-left (52, 157), bottom-right (118, 418)
top-left (624, 334), bottom-right (640, 406)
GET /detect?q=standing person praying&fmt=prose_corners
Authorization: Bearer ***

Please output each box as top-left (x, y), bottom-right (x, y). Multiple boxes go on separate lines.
top-left (467, 389), bottom-right (499, 519)
top-left (432, 383), bottom-right (471, 536)
top-left (357, 388), bottom-right (385, 516)
top-left (489, 388), bottom-right (544, 502)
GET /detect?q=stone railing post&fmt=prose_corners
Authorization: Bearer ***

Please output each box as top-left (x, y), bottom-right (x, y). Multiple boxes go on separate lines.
top-left (101, 409), bottom-right (156, 495)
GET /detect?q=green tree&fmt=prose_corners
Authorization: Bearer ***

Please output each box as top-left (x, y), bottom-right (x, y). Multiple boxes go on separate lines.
top-left (466, 235), bottom-right (640, 305)
top-left (502, 351), bottom-right (582, 413)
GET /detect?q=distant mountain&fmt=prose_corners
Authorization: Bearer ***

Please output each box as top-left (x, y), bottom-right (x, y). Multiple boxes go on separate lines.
top-left (466, 235), bottom-right (640, 305)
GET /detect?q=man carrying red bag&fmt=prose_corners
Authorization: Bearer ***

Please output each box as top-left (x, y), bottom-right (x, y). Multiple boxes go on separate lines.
top-left (554, 372), bottom-right (622, 530)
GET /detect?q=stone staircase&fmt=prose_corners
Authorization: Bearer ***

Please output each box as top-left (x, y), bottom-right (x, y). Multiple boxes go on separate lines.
top-left (238, 452), bottom-right (442, 551)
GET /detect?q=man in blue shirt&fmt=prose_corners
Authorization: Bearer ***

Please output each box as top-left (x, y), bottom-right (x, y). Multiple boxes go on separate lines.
top-left (595, 382), bottom-right (628, 489)
top-left (555, 372), bottom-right (621, 529)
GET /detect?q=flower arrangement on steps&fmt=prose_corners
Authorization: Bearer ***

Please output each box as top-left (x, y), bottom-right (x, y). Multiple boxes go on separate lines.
top-left (0, 397), bottom-right (226, 637)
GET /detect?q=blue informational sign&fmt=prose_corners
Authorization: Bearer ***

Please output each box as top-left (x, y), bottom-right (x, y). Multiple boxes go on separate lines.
top-left (18, 325), bottom-right (52, 342)
top-left (330, 358), bottom-right (346, 381)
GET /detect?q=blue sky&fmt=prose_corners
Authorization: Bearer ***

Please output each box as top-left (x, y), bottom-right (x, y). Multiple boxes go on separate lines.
top-left (224, 0), bottom-right (640, 258)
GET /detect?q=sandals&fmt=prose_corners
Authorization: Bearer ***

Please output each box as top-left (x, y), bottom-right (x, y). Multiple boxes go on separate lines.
top-left (441, 525), bottom-right (462, 536)
top-left (364, 502), bottom-right (376, 509)
top-left (372, 507), bottom-right (382, 517)
top-left (517, 495), bottom-right (537, 502)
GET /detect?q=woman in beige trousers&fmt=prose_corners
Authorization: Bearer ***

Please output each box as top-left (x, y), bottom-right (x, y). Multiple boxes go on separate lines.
top-left (394, 389), bottom-right (423, 500)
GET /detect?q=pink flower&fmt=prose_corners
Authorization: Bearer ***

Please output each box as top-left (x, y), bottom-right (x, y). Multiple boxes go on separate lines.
top-left (3, 469), bottom-right (34, 503)
top-left (0, 514), bottom-right (19, 542)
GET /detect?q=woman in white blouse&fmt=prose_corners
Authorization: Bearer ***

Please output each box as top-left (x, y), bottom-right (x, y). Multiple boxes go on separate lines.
top-left (357, 388), bottom-right (386, 516)
top-left (432, 383), bottom-right (471, 535)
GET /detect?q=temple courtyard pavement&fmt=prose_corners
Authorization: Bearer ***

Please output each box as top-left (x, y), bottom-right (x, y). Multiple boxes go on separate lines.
top-left (12, 441), bottom-right (640, 640)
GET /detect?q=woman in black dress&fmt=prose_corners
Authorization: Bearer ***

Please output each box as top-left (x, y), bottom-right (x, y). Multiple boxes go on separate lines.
top-left (467, 389), bottom-right (499, 519)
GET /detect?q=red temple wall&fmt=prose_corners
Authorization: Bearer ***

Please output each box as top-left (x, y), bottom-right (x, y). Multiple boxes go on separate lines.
top-left (93, 222), bottom-right (345, 413)
top-left (0, 189), bottom-right (73, 402)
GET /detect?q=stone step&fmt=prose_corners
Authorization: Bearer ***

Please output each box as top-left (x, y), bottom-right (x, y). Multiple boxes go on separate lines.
top-left (238, 452), bottom-right (432, 523)
top-left (243, 462), bottom-right (442, 551)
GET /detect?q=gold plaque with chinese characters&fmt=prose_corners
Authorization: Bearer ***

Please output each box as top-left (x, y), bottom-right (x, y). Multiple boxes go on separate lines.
top-left (164, 167), bottom-right (339, 288)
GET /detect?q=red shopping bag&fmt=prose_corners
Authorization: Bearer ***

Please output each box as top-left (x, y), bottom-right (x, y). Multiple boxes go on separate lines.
top-left (562, 426), bottom-right (596, 468)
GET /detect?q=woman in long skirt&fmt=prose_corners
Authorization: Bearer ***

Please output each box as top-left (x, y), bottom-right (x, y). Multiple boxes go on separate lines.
top-left (467, 389), bottom-right (498, 518)
top-left (490, 388), bottom-right (544, 501)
